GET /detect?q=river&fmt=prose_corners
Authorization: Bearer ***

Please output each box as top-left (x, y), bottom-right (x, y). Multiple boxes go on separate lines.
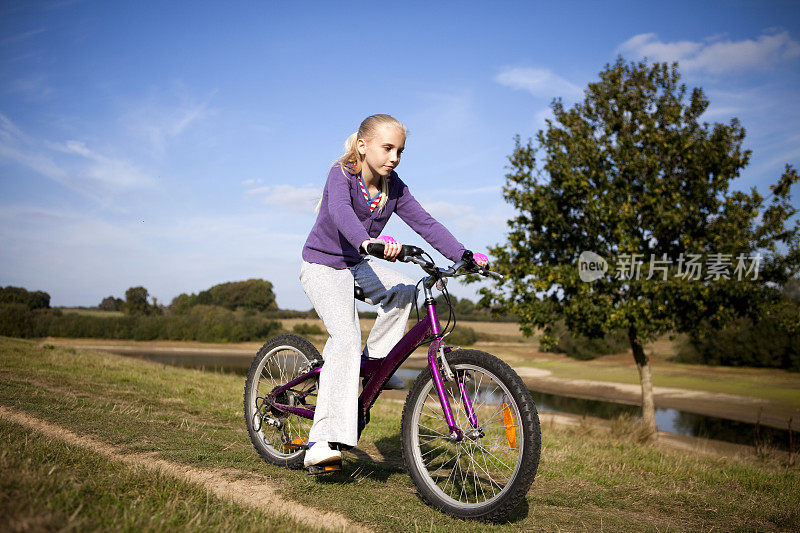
top-left (116, 350), bottom-right (795, 452)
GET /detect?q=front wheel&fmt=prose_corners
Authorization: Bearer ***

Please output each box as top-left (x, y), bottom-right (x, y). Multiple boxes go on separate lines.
top-left (400, 349), bottom-right (540, 521)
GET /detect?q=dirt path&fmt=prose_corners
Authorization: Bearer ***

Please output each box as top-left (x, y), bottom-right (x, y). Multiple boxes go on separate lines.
top-left (0, 406), bottom-right (371, 533)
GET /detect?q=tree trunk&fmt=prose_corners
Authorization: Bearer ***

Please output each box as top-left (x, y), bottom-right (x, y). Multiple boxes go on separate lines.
top-left (628, 324), bottom-right (657, 439)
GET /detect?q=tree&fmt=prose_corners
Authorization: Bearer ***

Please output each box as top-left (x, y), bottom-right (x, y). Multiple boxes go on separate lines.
top-left (99, 296), bottom-right (123, 311)
top-left (124, 286), bottom-right (152, 315)
top-left (485, 58), bottom-right (800, 438)
top-left (197, 279), bottom-right (277, 311)
top-left (0, 286), bottom-right (50, 309)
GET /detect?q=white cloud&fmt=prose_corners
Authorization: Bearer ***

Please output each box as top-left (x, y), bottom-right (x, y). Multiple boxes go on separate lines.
top-left (0, 205), bottom-right (311, 308)
top-left (533, 107), bottom-right (553, 131)
top-left (494, 67), bottom-right (583, 100)
top-left (421, 199), bottom-right (510, 235)
top-left (0, 113), bottom-right (155, 200)
top-left (0, 27), bottom-right (46, 45)
top-left (617, 30), bottom-right (800, 75)
top-left (424, 200), bottom-right (468, 220)
top-left (122, 85), bottom-right (216, 154)
top-left (48, 139), bottom-right (155, 194)
top-left (6, 74), bottom-right (54, 101)
top-left (246, 183), bottom-right (321, 213)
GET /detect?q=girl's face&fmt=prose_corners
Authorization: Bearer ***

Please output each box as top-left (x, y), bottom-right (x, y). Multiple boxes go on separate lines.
top-left (357, 125), bottom-right (405, 178)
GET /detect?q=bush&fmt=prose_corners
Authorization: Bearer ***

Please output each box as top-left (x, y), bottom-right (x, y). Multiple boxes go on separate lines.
top-left (0, 304), bottom-right (53, 337)
top-left (0, 304), bottom-right (282, 343)
top-left (540, 320), bottom-right (629, 360)
top-left (293, 323), bottom-right (323, 335)
top-left (99, 296), bottom-right (124, 312)
top-left (445, 326), bottom-right (478, 346)
top-left (0, 286), bottom-right (50, 309)
top-left (675, 309), bottom-right (799, 371)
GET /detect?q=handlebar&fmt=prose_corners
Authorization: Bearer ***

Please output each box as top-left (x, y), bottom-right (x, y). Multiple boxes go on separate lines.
top-left (364, 242), bottom-right (503, 281)
top-left (365, 242), bottom-right (425, 262)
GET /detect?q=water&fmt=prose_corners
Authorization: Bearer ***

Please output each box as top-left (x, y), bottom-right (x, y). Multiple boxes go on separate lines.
top-left (116, 351), bottom-right (795, 451)
top-left (395, 369), bottom-right (796, 451)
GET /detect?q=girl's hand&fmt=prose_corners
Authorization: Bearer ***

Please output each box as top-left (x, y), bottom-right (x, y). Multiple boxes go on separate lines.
top-left (377, 235), bottom-right (401, 261)
top-left (474, 252), bottom-right (489, 268)
top-left (362, 236), bottom-right (402, 261)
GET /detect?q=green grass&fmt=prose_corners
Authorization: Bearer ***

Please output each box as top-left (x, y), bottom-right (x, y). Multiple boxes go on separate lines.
top-left (1, 336), bottom-right (799, 532)
top-left (515, 356), bottom-right (800, 408)
top-left (0, 419), bottom-right (310, 532)
top-left (58, 307), bottom-right (125, 318)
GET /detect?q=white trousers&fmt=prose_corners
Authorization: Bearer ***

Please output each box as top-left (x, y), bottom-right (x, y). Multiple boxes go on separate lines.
top-left (299, 258), bottom-right (416, 447)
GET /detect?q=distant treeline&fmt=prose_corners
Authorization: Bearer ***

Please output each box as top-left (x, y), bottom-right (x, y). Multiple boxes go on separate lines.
top-left (540, 280), bottom-right (799, 371)
top-left (0, 304), bottom-right (281, 342)
top-left (0, 282), bottom-right (281, 343)
top-left (433, 294), bottom-right (516, 322)
top-left (0, 286), bottom-right (50, 310)
top-left (675, 295), bottom-right (799, 371)
top-left (169, 279), bottom-right (277, 313)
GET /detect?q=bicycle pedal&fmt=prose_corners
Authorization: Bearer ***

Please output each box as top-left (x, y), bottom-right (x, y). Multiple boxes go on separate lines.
top-left (307, 464), bottom-right (341, 475)
top-left (282, 437), bottom-right (307, 452)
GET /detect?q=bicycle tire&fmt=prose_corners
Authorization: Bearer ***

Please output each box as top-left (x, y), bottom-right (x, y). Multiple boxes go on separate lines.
top-left (244, 334), bottom-right (322, 469)
top-left (400, 349), bottom-right (540, 521)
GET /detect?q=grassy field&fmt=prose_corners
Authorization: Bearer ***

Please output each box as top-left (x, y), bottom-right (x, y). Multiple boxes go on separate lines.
top-left (0, 418), bottom-right (311, 532)
top-left (1, 336), bottom-right (798, 531)
top-left (493, 339), bottom-right (800, 410)
top-left (278, 318), bottom-right (800, 411)
top-left (279, 317), bottom-right (535, 343)
top-left (58, 307), bottom-right (125, 318)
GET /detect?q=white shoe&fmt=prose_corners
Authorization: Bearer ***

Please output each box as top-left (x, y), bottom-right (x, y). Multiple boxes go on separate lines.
top-left (383, 373), bottom-right (406, 390)
top-left (303, 441), bottom-right (342, 468)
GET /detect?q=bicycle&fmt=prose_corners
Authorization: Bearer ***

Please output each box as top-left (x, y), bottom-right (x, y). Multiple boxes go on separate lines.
top-left (243, 244), bottom-right (541, 521)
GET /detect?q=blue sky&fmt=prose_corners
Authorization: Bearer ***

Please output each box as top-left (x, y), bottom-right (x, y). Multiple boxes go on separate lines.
top-left (1, 1), bottom-right (799, 309)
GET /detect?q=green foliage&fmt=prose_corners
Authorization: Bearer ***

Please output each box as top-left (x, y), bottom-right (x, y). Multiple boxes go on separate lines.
top-left (445, 326), bottom-right (478, 346)
top-left (292, 322), bottom-right (323, 335)
top-left (433, 293), bottom-right (502, 321)
top-left (0, 286), bottom-right (50, 309)
top-left (199, 279), bottom-right (277, 311)
top-left (540, 320), bottom-right (629, 360)
top-left (98, 296), bottom-right (124, 311)
top-left (124, 286), bottom-right (157, 315)
top-left (0, 304), bottom-right (281, 343)
top-left (0, 304), bottom-right (53, 337)
top-left (168, 292), bottom-right (197, 314)
top-left (485, 57), bottom-right (800, 363)
top-left (171, 279), bottom-right (277, 313)
top-left (676, 294), bottom-right (799, 370)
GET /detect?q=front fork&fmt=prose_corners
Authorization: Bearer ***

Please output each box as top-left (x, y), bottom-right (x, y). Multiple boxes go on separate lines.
top-left (428, 340), bottom-right (480, 442)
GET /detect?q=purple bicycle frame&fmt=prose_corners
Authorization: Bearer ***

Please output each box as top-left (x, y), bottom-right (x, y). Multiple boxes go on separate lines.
top-left (266, 299), bottom-right (474, 439)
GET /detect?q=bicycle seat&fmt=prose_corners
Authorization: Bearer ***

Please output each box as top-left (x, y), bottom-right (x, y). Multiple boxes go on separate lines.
top-left (354, 285), bottom-right (366, 302)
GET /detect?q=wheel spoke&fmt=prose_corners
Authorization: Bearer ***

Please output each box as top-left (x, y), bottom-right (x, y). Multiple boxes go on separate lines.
top-left (247, 341), bottom-right (318, 462)
top-left (409, 359), bottom-right (537, 511)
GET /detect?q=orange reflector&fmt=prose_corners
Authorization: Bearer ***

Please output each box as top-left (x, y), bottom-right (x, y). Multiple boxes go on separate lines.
top-left (502, 402), bottom-right (517, 450)
top-left (324, 465), bottom-right (341, 471)
top-left (283, 437), bottom-right (306, 452)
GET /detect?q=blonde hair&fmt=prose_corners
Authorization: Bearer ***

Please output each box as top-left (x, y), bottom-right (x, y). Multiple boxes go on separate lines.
top-left (315, 114), bottom-right (407, 214)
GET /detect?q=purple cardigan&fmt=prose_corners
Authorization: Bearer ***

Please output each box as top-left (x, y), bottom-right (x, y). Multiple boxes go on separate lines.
top-left (302, 165), bottom-right (466, 268)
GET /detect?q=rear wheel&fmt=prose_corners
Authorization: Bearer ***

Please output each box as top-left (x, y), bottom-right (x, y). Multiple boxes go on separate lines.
top-left (400, 349), bottom-right (540, 521)
top-left (244, 334), bottom-right (321, 469)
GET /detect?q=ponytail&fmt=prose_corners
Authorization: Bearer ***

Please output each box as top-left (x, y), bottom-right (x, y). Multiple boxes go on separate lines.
top-left (339, 132), bottom-right (361, 175)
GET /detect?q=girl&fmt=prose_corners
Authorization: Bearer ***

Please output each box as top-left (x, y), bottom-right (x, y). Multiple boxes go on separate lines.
top-left (300, 114), bottom-right (488, 472)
